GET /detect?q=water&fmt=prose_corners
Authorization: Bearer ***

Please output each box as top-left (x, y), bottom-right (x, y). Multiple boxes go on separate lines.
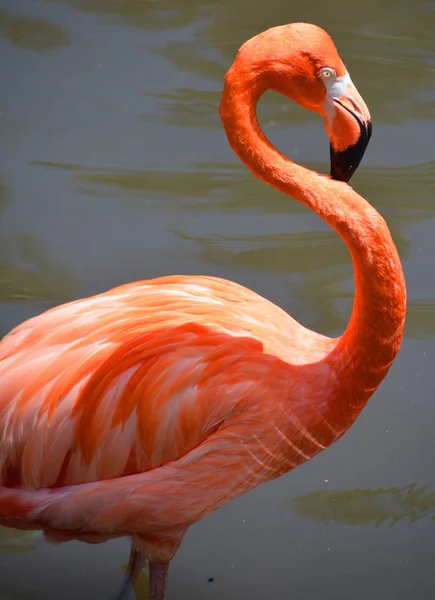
top-left (1, 0), bottom-right (435, 598)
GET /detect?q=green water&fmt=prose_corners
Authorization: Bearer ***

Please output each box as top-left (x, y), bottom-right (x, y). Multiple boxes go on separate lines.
top-left (1, 0), bottom-right (435, 598)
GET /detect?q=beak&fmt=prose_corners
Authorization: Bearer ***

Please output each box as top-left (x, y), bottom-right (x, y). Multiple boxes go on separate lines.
top-left (324, 75), bottom-right (372, 183)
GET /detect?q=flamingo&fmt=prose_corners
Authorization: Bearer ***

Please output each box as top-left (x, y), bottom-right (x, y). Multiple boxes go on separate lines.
top-left (0, 22), bottom-right (406, 600)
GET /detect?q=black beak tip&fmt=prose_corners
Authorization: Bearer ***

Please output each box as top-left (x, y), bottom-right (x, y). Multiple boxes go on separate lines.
top-left (330, 145), bottom-right (358, 183)
top-left (330, 120), bottom-right (372, 183)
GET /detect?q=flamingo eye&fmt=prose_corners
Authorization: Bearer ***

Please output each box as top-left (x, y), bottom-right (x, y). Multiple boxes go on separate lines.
top-left (320, 67), bottom-right (336, 80)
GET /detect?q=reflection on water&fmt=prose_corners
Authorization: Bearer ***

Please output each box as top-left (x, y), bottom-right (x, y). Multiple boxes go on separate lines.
top-left (141, 88), bottom-right (221, 127)
top-left (0, 232), bottom-right (75, 303)
top-left (0, 175), bottom-right (11, 211)
top-left (293, 483), bottom-right (435, 527)
top-left (28, 159), bottom-right (435, 338)
top-left (0, 178), bottom-right (76, 307)
top-left (30, 159), bottom-right (306, 212)
top-left (0, 526), bottom-right (39, 599)
top-left (0, 526), bottom-right (40, 555)
top-left (47, 0), bottom-right (435, 123)
top-left (0, 6), bottom-right (70, 52)
top-left (48, 0), bottom-right (201, 31)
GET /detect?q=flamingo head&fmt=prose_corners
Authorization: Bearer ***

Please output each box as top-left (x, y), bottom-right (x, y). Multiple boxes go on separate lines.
top-left (255, 23), bottom-right (372, 183)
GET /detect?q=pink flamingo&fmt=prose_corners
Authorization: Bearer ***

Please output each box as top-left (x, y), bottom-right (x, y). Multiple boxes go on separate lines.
top-left (0, 23), bottom-right (406, 600)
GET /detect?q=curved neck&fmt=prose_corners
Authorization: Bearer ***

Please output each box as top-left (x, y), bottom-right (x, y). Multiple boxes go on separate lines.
top-left (219, 60), bottom-right (406, 415)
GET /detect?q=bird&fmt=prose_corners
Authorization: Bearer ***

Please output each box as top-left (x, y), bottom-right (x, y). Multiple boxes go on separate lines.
top-left (0, 22), bottom-right (406, 600)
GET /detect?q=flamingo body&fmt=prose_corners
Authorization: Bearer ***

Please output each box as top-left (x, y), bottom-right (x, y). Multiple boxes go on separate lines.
top-left (0, 22), bottom-right (406, 599)
top-left (0, 275), bottom-right (339, 555)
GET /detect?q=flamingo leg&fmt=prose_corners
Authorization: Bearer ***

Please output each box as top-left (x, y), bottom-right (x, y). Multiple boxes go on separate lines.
top-left (149, 562), bottom-right (169, 600)
top-left (114, 542), bottom-right (147, 600)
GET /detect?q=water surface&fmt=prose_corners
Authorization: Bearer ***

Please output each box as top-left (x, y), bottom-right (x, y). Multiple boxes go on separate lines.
top-left (1, 0), bottom-right (435, 598)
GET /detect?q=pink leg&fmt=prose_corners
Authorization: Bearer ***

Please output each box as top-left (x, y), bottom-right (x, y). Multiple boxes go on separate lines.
top-left (149, 562), bottom-right (169, 600)
top-left (114, 542), bottom-right (147, 600)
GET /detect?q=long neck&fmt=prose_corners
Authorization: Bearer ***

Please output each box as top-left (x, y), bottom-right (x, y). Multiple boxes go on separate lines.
top-left (219, 60), bottom-right (406, 417)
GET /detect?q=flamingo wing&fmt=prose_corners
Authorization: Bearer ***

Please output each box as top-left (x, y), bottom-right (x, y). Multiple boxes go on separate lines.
top-left (0, 276), bottom-right (296, 492)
